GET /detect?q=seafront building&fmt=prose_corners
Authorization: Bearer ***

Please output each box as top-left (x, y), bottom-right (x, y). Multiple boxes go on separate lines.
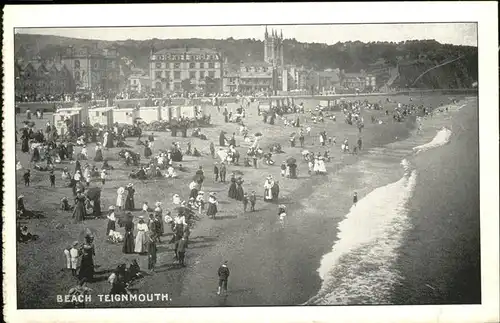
top-left (15, 59), bottom-right (75, 100)
top-left (149, 47), bottom-right (224, 93)
top-left (61, 44), bottom-right (121, 93)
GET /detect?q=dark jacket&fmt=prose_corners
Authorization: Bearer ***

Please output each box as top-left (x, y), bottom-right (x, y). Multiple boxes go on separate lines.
top-left (177, 238), bottom-right (188, 252)
top-left (218, 265), bottom-right (230, 280)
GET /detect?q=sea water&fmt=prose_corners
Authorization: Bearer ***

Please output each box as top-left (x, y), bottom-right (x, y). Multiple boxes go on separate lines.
top-left (304, 98), bottom-right (475, 305)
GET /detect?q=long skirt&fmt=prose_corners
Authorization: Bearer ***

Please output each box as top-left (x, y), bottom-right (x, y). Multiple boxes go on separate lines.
top-left (106, 220), bottom-right (116, 235)
top-left (78, 255), bottom-right (94, 281)
top-left (207, 203), bottom-right (218, 217)
top-left (144, 147), bottom-right (152, 158)
top-left (22, 139), bottom-right (29, 153)
top-left (189, 188), bottom-right (199, 200)
top-left (94, 150), bottom-right (103, 162)
top-left (125, 197), bottom-right (135, 211)
top-left (228, 183), bottom-right (237, 199)
top-left (73, 202), bottom-right (86, 222)
top-left (235, 186), bottom-right (244, 201)
top-left (134, 231), bottom-right (147, 253)
top-left (122, 232), bottom-right (135, 253)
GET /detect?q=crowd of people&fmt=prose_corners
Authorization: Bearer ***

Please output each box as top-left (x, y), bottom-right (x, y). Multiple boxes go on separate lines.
top-left (17, 90), bottom-right (438, 306)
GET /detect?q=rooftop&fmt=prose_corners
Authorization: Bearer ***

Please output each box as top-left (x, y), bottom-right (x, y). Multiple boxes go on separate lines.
top-left (154, 47), bottom-right (220, 55)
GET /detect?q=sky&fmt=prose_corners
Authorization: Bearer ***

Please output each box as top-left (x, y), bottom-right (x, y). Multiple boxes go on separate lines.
top-left (16, 23), bottom-right (477, 47)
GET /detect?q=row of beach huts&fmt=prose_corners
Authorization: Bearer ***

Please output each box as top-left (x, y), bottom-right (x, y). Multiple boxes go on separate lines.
top-left (52, 102), bottom-right (207, 136)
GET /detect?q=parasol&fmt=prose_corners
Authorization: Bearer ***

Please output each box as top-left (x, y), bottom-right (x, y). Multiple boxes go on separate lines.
top-left (286, 157), bottom-right (297, 165)
top-left (254, 132), bottom-right (263, 137)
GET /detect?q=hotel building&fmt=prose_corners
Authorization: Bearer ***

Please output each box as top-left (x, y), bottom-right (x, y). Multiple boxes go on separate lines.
top-left (149, 47), bottom-right (223, 93)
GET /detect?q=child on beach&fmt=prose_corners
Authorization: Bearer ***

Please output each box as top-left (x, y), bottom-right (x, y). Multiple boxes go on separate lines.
top-left (49, 170), bottom-right (56, 187)
top-left (242, 193), bottom-right (249, 212)
top-left (278, 205), bottom-right (287, 228)
top-left (280, 162), bottom-right (287, 177)
top-left (249, 191), bottom-right (257, 212)
top-left (142, 202), bottom-right (150, 213)
top-left (217, 261), bottom-right (230, 296)
top-left (353, 192), bottom-right (358, 206)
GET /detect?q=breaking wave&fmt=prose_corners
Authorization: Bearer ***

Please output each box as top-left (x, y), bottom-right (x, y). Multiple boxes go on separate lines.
top-left (413, 127), bottom-right (452, 154)
top-left (305, 160), bottom-right (417, 305)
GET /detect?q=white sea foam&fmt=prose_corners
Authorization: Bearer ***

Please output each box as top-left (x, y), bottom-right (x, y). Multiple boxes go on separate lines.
top-left (412, 127), bottom-right (452, 154)
top-left (305, 161), bottom-right (417, 305)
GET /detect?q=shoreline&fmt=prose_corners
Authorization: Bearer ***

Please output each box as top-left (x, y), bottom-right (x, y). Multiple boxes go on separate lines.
top-left (392, 98), bottom-right (480, 304)
top-left (16, 94), bottom-right (473, 308)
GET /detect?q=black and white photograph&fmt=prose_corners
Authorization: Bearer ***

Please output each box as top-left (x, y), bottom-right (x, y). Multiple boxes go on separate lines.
top-left (2, 3), bottom-right (498, 323)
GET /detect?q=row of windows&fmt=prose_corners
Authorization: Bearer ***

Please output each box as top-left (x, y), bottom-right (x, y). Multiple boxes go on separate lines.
top-left (154, 62), bottom-right (218, 69)
top-left (154, 70), bottom-right (216, 80)
top-left (73, 59), bottom-right (118, 70)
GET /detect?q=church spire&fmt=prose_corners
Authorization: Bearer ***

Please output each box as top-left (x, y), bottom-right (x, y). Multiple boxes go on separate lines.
top-left (280, 29), bottom-right (283, 40)
top-left (265, 25), bottom-right (268, 38)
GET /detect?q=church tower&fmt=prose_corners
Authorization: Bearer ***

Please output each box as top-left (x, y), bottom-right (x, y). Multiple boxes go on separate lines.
top-left (264, 26), bottom-right (284, 67)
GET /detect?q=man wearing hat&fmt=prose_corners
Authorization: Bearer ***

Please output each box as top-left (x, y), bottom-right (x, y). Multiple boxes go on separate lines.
top-left (217, 260), bottom-right (230, 296)
top-left (213, 162), bottom-right (219, 182)
top-left (49, 169), bottom-right (56, 188)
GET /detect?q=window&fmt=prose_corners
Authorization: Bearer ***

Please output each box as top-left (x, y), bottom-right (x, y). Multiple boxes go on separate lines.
top-left (208, 62), bottom-right (215, 69)
top-left (133, 80), bottom-right (137, 84)
top-left (94, 62), bottom-right (98, 69)
top-left (74, 60), bottom-right (80, 69)
top-left (155, 71), bottom-right (162, 80)
top-left (208, 71), bottom-right (215, 78)
top-left (74, 71), bottom-right (80, 81)
top-left (189, 62), bottom-right (195, 69)
top-left (199, 71), bottom-right (205, 79)
top-left (174, 71), bottom-right (181, 80)
top-left (174, 63), bottom-right (180, 69)
top-left (156, 62), bottom-right (161, 69)
top-left (189, 71), bottom-right (196, 79)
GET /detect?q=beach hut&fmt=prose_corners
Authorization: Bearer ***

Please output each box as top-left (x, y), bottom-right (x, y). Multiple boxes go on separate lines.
top-left (139, 106), bottom-right (161, 124)
top-left (89, 106), bottom-right (114, 127)
top-left (113, 107), bottom-right (139, 125)
top-left (52, 103), bottom-right (89, 136)
top-left (179, 106), bottom-right (197, 119)
top-left (160, 106), bottom-right (173, 121)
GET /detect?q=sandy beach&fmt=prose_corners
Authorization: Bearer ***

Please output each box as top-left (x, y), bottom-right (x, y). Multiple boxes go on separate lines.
top-left (15, 94), bottom-right (479, 308)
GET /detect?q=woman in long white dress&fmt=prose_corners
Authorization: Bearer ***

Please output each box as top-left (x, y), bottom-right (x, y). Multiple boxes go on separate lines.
top-left (317, 156), bottom-right (327, 174)
top-left (263, 176), bottom-right (275, 202)
top-left (134, 217), bottom-right (148, 253)
top-left (116, 187), bottom-right (125, 211)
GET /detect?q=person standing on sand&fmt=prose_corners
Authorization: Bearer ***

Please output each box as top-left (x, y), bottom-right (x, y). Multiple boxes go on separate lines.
top-left (219, 163), bottom-right (227, 183)
top-left (217, 261), bottom-right (230, 296)
top-left (23, 169), bottom-right (31, 186)
top-left (210, 142), bottom-right (215, 159)
top-left (249, 191), bottom-right (257, 212)
top-left (353, 192), bottom-right (358, 206)
top-left (176, 236), bottom-right (187, 267)
top-left (357, 137), bottom-right (362, 151)
top-left (213, 162), bottom-right (219, 182)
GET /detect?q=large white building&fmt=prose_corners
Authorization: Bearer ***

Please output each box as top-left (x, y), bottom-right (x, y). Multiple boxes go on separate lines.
top-left (149, 47), bottom-right (223, 93)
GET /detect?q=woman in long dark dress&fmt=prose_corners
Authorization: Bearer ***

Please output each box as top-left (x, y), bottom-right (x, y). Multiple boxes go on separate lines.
top-left (94, 144), bottom-right (103, 162)
top-left (21, 135), bottom-right (29, 153)
top-left (78, 236), bottom-right (95, 282)
top-left (235, 177), bottom-right (245, 201)
top-left (125, 184), bottom-right (135, 211)
top-left (228, 173), bottom-right (237, 199)
top-left (219, 131), bottom-right (226, 147)
top-left (72, 191), bottom-right (86, 222)
top-left (144, 141), bottom-right (152, 158)
top-left (122, 213), bottom-right (135, 254)
top-left (31, 146), bottom-right (40, 163)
